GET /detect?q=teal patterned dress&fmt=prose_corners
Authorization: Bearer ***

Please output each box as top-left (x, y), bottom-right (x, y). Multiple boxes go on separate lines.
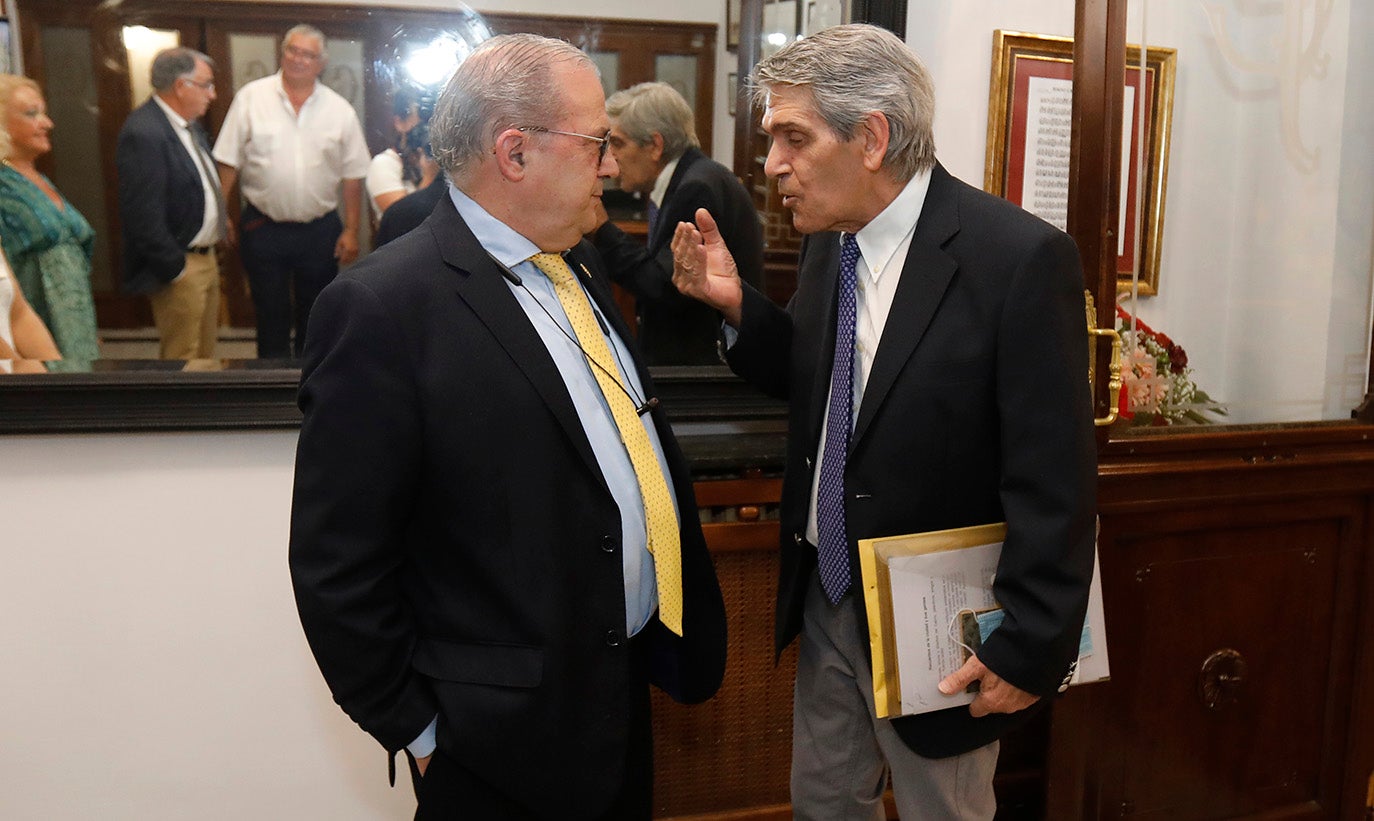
top-left (0, 164), bottom-right (99, 361)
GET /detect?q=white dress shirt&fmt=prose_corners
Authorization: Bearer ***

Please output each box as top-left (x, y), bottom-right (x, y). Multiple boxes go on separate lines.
top-left (212, 72), bottom-right (370, 223)
top-left (804, 168), bottom-right (933, 547)
top-left (648, 156), bottom-right (680, 209)
top-left (151, 95), bottom-right (220, 248)
top-left (365, 148), bottom-right (414, 219)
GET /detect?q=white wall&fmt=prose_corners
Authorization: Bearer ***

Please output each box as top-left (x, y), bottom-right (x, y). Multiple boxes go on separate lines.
top-left (0, 432), bottom-right (415, 820)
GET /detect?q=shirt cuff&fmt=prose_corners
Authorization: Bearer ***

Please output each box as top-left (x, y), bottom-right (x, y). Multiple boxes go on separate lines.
top-left (407, 717), bottom-right (438, 759)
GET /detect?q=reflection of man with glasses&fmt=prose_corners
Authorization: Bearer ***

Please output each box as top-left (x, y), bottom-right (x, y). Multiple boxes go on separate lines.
top-left (116, 47), bottom-right (225, 360)
top-left (289, 33), bottom-right (726, 818)
top-left (212, 24), bottom-right (369, 359)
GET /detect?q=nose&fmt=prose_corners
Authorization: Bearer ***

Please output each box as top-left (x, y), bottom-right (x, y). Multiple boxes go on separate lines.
top-left (599, 148), bottom-right (619, 178)
top-left (763, 141), bottom-right (786, 179)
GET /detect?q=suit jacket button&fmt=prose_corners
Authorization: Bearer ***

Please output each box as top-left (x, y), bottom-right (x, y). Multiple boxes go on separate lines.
top-left (793, 532), bottom-right (803, 545)
top-left (605, 630), bottom-right (622, 647)
top-left (1057, 683), bottom-right (1070, 693)
top-left (600, 535), bottom-right (616, 553)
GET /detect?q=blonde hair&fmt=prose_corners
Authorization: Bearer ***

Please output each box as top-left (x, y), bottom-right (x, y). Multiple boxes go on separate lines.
top-left (0, 75), bottom-right (42, 161)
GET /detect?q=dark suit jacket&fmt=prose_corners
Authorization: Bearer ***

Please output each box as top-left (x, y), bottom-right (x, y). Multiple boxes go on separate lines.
top-left (289, 194), bottom-right (727, 815)
top-left (593, 147), bottom-right (763, 365)
top-left (115, 98), bottom-right (215, 295)
top-left (374, 176), bottom-right (446, 248)
top-left (726, 163), bottom-right (1097, 758)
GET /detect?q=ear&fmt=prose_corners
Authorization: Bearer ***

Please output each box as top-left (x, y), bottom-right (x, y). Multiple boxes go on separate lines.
top-left (649, 132), bottom-right (666, 164)
top-left (859, 111), bottom-right (891, 173)
top-left (492, 127), bottom-right (529, 181)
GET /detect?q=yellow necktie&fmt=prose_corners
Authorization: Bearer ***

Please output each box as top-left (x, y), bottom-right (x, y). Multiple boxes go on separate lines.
top-left (528, 252), bottom-right (684, 636)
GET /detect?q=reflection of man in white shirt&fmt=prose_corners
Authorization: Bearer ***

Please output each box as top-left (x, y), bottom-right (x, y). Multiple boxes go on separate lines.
top-left (212, 23), bottom-right (370, 359)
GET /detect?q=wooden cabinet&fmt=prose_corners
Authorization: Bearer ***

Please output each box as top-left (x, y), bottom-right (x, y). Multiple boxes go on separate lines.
top-left (1048, 427), bottom-right (1374, 820)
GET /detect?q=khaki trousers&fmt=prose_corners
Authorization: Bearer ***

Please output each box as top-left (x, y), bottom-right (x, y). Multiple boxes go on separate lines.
top-left (149, 251), bottom-right (220, 360)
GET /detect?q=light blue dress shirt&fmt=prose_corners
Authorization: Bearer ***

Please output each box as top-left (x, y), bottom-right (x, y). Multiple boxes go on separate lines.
top-left (408, 185), bottom-right (677, 758)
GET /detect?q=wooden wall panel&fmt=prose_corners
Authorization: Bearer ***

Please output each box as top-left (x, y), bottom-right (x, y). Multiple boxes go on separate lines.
top-left (1049, 426), bottom-right (1374, 821)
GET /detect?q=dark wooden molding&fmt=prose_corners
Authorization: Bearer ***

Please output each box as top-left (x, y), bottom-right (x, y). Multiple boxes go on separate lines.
top-left (0, 366), bottom-right (788, 465)
top-left (1068, 0), bottom-right (1127, 443)
top-left (849, 0), bottom-right (908, 38)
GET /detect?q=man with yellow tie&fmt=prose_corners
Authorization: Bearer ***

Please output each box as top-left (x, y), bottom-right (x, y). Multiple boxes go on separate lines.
top-left (288, 33), bottom-right (727, 819)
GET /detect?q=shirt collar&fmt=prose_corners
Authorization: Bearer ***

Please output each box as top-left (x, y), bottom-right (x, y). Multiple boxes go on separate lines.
top-left (448, 185), bottom-right (542, 271)
top-left (648, 156), bottom-right (680, 209)
top-left (273, 71), bottom-right (318, 107)
top-left (852, 166), bottom-right (933, 282)
top-left (151, 94), bottom-right (189, 130)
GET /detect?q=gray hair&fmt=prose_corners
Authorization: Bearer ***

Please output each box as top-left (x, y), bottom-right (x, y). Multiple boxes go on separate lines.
top-left (751, 23), bottom-right (936, 181)
top-left (605, 82), bottom-right (698, 161)
top-left (429, 33), bottom-right (594, 181)
top-left (282, 24), bottom-right (327, 59)
top-left (150, 48), bottom-right (214, 93)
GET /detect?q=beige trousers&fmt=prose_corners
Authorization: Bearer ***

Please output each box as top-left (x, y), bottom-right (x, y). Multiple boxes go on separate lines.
top-left (791, 572), bottom-right (999, 820)
top-left (149, 251), bottom-right (220, 360)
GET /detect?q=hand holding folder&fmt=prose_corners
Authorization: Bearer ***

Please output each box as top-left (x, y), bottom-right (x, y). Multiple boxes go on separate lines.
top-left (858, 522), bottom-right (1109, 719)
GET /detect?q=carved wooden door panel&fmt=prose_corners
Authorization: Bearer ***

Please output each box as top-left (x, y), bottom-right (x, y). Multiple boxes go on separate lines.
top-left (1100, 500), bottom-right (1359, 818)
top-left (1049, 431), bottom-right (1374, 820)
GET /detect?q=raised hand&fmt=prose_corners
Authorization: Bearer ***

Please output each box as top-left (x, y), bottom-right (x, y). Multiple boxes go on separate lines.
top-left (671, 208), bottom-right (744, 327)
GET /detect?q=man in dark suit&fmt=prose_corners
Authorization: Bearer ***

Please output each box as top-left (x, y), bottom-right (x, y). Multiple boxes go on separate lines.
top-left (590, 82), bottom-right (762, 365)
top-left (116, 47), bottom-right (225, 359)
top-left (289, 33), bottom-right (727, 819)
top-left (673, 25), bottom-right (1096, 819)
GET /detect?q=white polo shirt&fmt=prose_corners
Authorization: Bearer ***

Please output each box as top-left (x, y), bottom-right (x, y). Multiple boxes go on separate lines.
top-left (212, 72), bottom-right (370, 223)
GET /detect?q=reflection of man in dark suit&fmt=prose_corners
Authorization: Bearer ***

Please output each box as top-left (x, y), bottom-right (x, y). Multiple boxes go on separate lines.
top-left (591, 82), bottom-right (762, 365)
top-left (289, 34), bottom-right (726, 819)
top-left (116, 47), bottom-right (224, 359)
top-left (673, 25), bottom-right (1096, 819)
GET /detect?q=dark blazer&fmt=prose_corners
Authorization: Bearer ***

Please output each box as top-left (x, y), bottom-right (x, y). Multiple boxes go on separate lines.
top-left (726, 163), bottom-right (1097, 758)
top-left (593, 147), bottom-right (763, 365)
top-left (289, 194), bottom-right (727, 815)
top-left (115, 99), bottom-right (215, 295)
top-left (374, 176), bottom-right (446, 248)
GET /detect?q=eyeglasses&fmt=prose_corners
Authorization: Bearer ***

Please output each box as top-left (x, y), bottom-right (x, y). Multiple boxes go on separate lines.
top-left (519, 126), bottom-right (611, 164)
top-left (284, 44), bottom-right (323, 62)
top-left (180, 78), bottom-right (215, 92)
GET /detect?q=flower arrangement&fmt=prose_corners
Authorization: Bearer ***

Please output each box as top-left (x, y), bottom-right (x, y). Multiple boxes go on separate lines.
top-left (1115, 306), bottom-right (1226, 426)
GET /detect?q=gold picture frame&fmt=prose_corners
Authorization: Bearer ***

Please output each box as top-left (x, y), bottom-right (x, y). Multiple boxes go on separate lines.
top-left (984, 30), bottom-right (1176, 295)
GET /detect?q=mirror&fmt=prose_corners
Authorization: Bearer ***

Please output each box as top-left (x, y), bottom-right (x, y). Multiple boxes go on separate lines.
top-left (3, 0), bottom-right (875, 429)
top-left (1111, 0), bottom-right (1373, 428)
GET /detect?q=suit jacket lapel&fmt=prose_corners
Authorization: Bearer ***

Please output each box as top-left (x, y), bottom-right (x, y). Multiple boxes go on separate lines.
top-left (648, 148), bottom-right (700, 248)
top-left (427, 197), bottom-right (609, 490)
top-left (151, 100), bottom-right (204, 186)
top-left (852, 164), bottom-right (960, 448)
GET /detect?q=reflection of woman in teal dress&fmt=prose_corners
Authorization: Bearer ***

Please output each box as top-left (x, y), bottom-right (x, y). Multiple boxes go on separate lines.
top-left (0, 74), bottom-right (98, 362)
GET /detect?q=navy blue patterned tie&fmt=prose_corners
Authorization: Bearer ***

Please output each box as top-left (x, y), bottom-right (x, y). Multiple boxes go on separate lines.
top-left (646, 199), bottom-right (660, 237)
top-left (816, 233), bottom-right (861, 604)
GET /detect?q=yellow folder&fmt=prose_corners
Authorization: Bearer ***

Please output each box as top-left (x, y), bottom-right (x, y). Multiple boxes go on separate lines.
top-left (859, 522), bottom-right (1109, 719)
